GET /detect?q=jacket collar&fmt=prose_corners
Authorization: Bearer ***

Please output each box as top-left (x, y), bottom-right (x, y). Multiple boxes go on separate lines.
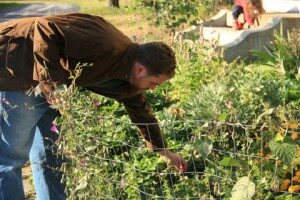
top-left (109, 43), bottom-right (138, 82)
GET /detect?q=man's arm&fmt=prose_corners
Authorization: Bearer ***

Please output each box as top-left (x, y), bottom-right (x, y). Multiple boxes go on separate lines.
top-left (33, 18), bottom-right (69, 98)
top-left (121, 93), bottom-right (187, 172)
top-left (122, 93), bottom-right (166, 150)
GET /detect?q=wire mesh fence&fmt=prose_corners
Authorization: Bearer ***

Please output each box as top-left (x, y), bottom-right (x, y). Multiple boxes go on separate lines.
top-left (58, 113), bottom-right (300, 200)
top-left (1, 90), bottom-right (299, 199)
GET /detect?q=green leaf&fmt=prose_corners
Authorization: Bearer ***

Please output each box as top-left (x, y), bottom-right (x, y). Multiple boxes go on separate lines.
top-left (219, 157), bottom-right (241, 167)
top-left (218, 112), bottom-right (230, 123)
top-left (275, 133), bottom-right (284, 142)
top-left (269, 139), bottom-right (298, 165)
top-left (85, 146), bottom-right (97, 152)
top-left (254, 108), bottom-right (274, 127)
top-left (230, 176), bottom-right (255, 200)
top-left (194, 140), bottom-right (212, 158)
top-left (74, 177), bottom-right (88, 192)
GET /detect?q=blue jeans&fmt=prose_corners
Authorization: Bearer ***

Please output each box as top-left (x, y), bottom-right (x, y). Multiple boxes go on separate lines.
top-left (232, 5), bottom-right (244, 20)
top-left (0, 91), bottom-right (66, 200)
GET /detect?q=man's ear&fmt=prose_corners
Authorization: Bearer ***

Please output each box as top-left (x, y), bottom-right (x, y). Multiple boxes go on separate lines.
top-left (136, 63), bottom-right (147, 77)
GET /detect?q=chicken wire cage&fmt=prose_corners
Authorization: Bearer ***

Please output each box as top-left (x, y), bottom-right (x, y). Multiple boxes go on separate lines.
top-left (58, 115), bottom-right (300, 200)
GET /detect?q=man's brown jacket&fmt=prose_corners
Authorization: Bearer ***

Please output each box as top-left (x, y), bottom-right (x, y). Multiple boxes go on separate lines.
top-left (0, 13), bottom-right (166, 150)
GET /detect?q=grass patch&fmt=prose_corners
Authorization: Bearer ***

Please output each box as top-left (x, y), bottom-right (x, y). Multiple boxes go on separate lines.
top-left (0, 2), bottom-right (23, 10)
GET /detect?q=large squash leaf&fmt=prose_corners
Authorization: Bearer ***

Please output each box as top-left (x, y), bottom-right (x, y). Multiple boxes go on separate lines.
top-left (269, 139), bottom-right (298, 165)
top-left (230, 176), bottom-right (255, 200)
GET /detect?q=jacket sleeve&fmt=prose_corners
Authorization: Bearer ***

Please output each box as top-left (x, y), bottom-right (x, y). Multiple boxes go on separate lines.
top-left (121, 93), bottom-right (167, 151)
top-left (33, 19), bottom-right (68, 94)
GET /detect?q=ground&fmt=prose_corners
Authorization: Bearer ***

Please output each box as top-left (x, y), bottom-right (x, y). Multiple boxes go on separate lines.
top-left (23, 164), bottom-right (35, 199)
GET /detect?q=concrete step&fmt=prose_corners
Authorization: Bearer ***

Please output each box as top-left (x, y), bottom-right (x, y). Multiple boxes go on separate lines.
top-left (202, 27), bottom-right (244, 46)
top-left (178, 7), bottom-right (300, 62)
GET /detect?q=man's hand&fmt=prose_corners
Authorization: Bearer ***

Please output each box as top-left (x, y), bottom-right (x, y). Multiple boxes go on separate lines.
top-left (157, 149), bottom-right (187, 172)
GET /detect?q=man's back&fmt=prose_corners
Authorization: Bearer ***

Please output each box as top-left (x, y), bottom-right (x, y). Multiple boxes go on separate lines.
top-left (0, 13), bottom-right (136, 92)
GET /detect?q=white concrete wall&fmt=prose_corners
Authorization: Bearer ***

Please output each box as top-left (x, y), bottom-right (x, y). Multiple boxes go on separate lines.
top-left (263, 0), bottom-right (300, 13)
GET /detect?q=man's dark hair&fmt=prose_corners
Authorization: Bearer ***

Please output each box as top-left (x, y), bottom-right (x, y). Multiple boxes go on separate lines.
top-left (136, 42), bottom-right (176, 77)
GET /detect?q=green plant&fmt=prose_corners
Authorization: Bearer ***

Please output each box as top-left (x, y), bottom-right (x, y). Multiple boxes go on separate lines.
top-left (253, 29), bottom-right (300, 76)
top-left (169, 40), bottom-right (226, 103)
top-left (253, 29), bottom-right (300, 105)
top-left (130, 0), bottom-right (232, 33)
top-left (54, 33), bottom-right (300, 200)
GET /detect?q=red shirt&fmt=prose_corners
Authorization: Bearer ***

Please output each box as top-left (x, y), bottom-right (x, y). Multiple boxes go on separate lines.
top-left (235, 0), bottom-right (254, 25)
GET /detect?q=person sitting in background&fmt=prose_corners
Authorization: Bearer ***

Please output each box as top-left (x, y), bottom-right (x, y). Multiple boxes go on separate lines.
top-left (232, 0), bottom-right (265, 30)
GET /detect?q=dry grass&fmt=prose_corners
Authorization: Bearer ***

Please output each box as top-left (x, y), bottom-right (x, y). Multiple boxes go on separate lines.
top-left (66, 0), bottom-right (171, 43)
top-left (23, 164), bottom-right (35, 199)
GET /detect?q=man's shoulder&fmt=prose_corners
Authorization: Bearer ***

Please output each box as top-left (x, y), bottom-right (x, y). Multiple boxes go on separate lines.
top-left (41, 13), bottom-right (104, 24)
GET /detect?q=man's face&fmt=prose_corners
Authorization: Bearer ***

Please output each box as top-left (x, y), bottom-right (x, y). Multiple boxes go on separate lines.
top-left (130, 63), bottom-right (171, 91)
